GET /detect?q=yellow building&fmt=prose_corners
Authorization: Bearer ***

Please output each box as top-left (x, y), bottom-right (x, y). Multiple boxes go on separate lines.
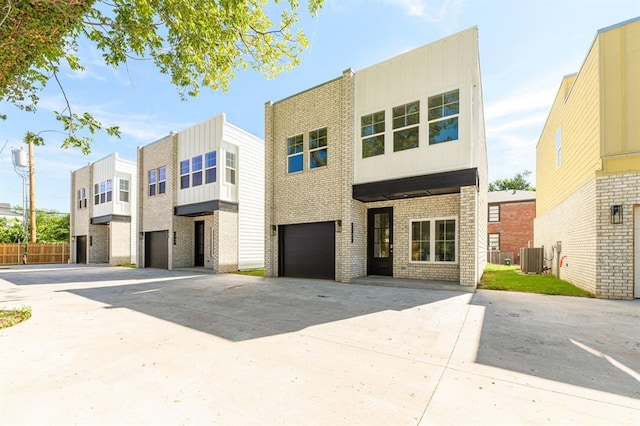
top-left (535, 17), bottom-right (640, 299)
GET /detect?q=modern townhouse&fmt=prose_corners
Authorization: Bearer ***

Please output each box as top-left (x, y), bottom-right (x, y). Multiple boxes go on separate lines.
top-left (535, 17), bottom-right (640, 299)
top-left (265, 27), bottom-right (487, 286)
top-left (70, 152), bottom-right (137, 265)
top-left (137, 113), bottom-right (264, 271)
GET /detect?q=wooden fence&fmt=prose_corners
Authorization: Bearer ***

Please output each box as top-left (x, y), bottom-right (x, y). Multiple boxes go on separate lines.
top-left (0, 243), bottom-right (70, 265)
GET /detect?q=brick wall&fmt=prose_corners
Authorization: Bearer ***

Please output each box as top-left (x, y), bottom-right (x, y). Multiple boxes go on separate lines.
top-left (215, 210), bottom-right (239, 272)
top-left (595, 173), bottom-right (640, 299)
top-left (110, 221), bottom-right (131, 265)
top-left (88, 224), bottom-right (109, 263)
top-left (487, 199), bottom-right (536, 264)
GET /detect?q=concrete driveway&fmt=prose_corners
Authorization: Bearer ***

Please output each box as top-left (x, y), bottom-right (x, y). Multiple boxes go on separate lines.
top-left (1, 264), bottom-right (638, 425)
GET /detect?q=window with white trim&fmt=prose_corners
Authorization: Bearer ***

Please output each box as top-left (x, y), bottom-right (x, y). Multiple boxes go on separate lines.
top-left (556, 127), bottom-right (562, 168)
top-left (149, 169), bottom-right (157, 196)
top-left (94, 180), bottom-right (112, 205)
top-left (309, 127), bottom-right (327, 169)
top-left (149, 167), bottom-right (166, 196)
top-left (158, 166), bottom-right (166, 194)
top-left (488, 205), bottom-right (500, 222)
top-left (192, 155), bottom-right (203, 187)
top-left (287, 134), bottom-right (303, 173)
top-left (205, 151), bottom-right (217, 183)
top-left (428, 89), bottom-right (459, 145)
top-left (361, 111), bottom-right (385, 158)
top-left (410, 218), bottom-right (457, 262)
top-left (393, 101), bottom-right (420, 152)
top-left (77, 188), bottom-right (87, 209)
top-left (180, 159), bottom-right (190, 189)
top-left (119, 179), bottom-right (129, 203)
top-left (488, 233), bottom-right (500, 251)
top-left (225, 152), bottom-right (236, 184)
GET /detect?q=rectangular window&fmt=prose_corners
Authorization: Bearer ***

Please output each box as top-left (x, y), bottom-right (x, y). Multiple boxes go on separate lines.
top-left (192, 155), bottom-right (203, 187)
top-left (361, 111), bottom-right (385, 158)
top-left (309, 127), bottom-right (328, 169)
top-left (149, 169), bottom-right (157, 196)
top-left (119, 179), bottom-right (129, 203)
top-left (488, 205), bottom-right (500, 222)
top-left (225, 152), bottom-right (236, 184)
top-left (393, 101), bottom-right (420, 152)
top-left (287, 134), bottom-right (303, 173)
top-left (77, 189), bottom-right (82, 209)
top-left (205, 151), bottom-right (217, 184)
top-left (556, 127), bottom-right (562, 168)
top-left (428, 89), bottom-right (459, 145)
top-left (410, 218), bottom-right (457, 263)
top-left (488, 233), bottom-right (500, 251)
top-left (106, 179), bottom-right (112, 202)
top-left (100, 182), bottom-right (106, 204)
top-left (158, 166), bottom-right (166, 194)
top-left (180, 159), bottom-right (190, 189)
top-left (77, 188), bottom-right (87, 209)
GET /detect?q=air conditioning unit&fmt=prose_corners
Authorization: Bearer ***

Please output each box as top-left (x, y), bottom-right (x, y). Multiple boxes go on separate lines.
top-left (520, 247), bottom-right (544, 274)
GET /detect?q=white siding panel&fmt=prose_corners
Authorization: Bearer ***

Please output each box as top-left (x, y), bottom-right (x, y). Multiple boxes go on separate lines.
top-left (354, 27), bottom-right (479, 185)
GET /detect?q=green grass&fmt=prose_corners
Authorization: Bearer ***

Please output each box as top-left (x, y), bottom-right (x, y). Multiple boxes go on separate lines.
top-left (0, 306), bottom-right (32, 329)
top-left (234, 269), bottom-right (264, 277)
top-left (480, 263), bottom-right (594, 297)
top-left (117, 263), bottom-right (136, 268)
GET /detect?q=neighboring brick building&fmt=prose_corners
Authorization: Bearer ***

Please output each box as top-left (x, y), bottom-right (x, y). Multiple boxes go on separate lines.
top-left (265, 27), bottom-right (487, 287)
top-left (137, 113), bottom-right (263, 271)
top-left (534, 17), bottom-right (640, 299)
top-left (70, 153), bottom-right (137, 265)
top-left (487, 190), bottom-right (536, 265)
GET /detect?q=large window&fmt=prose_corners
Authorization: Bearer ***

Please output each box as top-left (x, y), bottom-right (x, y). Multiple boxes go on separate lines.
top-left (556, 127), bottom-right (562, 168)
top-left (94, 179), bottom-right (112, 205)
top-left (393, 101), bottom-right (420, 152)
top-left (149, 169), bottom-right (157, 196)
top-left (226, 152), bottom-right (236, 184)
top-left (488, 205), bottom-right (500, 222)
top-left (119, 179), bottom-right (129, 203)
top-left (287, 134), bottom-right (303, 173)
top-left (158, 166), bottom-right (166, 194)
top-left (428, 89), bottom-right (459, 145)
top-left (205, 151), bottom-right (217, 183)
top-left (309, 127), bottom-right (328, 169)
top-left (192, 155), bottom-right (203, 187)
top-left (361, 111), bottom-right (385, 158)
top-left (180, 159), bottom-right (190, 189)
top-left (410, 218), bottom-right (457, 263)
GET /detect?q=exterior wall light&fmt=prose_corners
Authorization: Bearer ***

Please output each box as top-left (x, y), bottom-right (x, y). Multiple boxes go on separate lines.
top-left (336, 220), bottom-right (342, 233)
top-left (271, 225), bottom-right (277, 236)
top-left (611, 205), bottom-right (623, 224)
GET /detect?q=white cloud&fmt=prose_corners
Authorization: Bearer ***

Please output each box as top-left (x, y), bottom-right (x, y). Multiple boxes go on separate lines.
top-left (382, 0), bottom-right (465, 22)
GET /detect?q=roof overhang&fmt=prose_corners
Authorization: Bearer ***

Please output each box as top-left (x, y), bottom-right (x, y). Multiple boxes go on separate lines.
top-left (174, 200), bottom-right (238, 217)
top-left (91, 214), bottom-right (131, 225)
top-left (352, 168), bottom-right (478, 202)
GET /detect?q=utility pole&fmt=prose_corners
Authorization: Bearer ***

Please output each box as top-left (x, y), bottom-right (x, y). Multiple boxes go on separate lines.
top-left (28, 139), bottom-right (36, 243)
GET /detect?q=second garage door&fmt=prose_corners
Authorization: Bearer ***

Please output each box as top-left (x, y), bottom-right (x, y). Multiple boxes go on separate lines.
top-left (145, 231), bottom-right (169, 269)
top-left (279, 221), bottom-right (335, 280)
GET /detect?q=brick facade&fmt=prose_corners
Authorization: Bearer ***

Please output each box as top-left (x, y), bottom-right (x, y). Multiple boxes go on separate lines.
top-left (487, 197), bottom-right (536, 264)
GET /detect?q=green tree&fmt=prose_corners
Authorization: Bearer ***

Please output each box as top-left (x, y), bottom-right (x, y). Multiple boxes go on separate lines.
top-left (0, 217), bottom-right (27, 243)
top-left (35, 210), bottom-right (69, 242)
top-left (1, 0), bottom-right (323, 153)
top-left (489, 170), bottom-right (535, 192)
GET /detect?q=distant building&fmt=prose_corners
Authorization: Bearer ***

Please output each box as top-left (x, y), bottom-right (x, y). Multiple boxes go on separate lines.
top-left (534, 17), bottom-right (640, 299)
top-left (70, 153), bottom-right (137, 265)
top-left (0, 203), bottom-right (21, 221)
top-left (487, 190), bottom-right (536, 265)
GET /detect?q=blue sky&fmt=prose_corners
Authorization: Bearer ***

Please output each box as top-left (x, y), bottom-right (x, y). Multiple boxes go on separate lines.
top-left (1, 0), bottom-right (639, 213)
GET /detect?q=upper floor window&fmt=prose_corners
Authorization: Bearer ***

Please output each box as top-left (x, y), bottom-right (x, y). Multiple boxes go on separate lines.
top-left (488, 233), bottom-right (500, 251)
top-left (309, 127), bottom-right (328, 169)
top-left (410, 217), bottom-right (457, 262)
top-left (205, 151), bottom-right (217, 183)
top-left (192, 155), bottom-right (203, 187)
top-left (149, 167), bottom-right (167, 196)
top-left (119, 179), bottom-right (129, 203)
top-left (158, 166), bottom-right (166, 194)
top-left (392, 101), bottom-right (420, 152)
top-left (94, 179), bottom-right (112, 205)
top-left (361, 111), bottom-right (385, 158)
top-left (180, 159), bottom-right (190, 189)
top-left (225, 152), bottom-right (237, 184)
top-left (287, 134), bottom-right (303, 173)
top-left (149, 169), bottom-right (157, 196)
top-left (428, 89), bottom-right (459, 145)
top-left (77, 188), bottom-right (87, 209)
top-left (488, 205), bottom-right (500, 222)
top-left (556, 127), bottom-right (562, 168)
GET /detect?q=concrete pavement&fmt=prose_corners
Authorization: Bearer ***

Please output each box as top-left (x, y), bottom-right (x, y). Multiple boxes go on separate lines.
top-left (1, 264), bottom-right (638, 424)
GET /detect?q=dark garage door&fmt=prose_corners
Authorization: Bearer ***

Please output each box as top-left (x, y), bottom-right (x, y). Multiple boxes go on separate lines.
top-left (279, 222), bottom-right (335, 280)
top-left (145, 231), bottom-right (168, 269)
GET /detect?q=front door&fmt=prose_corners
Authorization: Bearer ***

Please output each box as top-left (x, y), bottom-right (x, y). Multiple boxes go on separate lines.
top-left (76, 236), bottom-right (87, 264)
top-left (194, 221), bottom-right (205, 267)
top-left (367, 207), bottom-right (393, 276)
